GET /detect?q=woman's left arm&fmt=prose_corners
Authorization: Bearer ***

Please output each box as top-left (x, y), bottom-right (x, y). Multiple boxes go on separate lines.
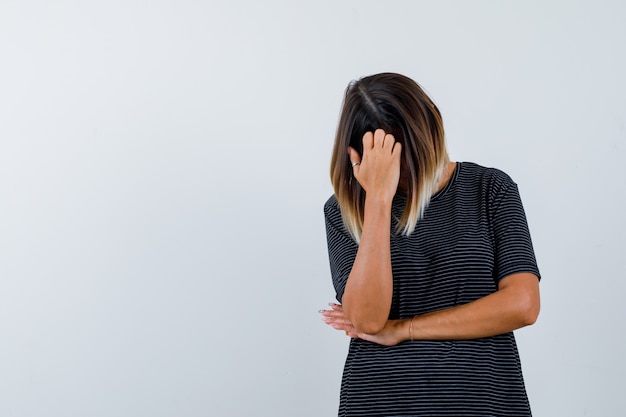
top-left (321, 271), bottom-right (539, 346)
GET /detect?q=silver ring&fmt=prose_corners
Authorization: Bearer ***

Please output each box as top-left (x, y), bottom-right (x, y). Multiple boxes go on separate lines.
top-left (351, 161), bottom-right (361, 168)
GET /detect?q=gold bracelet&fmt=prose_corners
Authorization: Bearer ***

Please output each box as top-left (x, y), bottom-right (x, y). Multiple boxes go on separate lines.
top-left (409, 315), bottom-right (416, 341)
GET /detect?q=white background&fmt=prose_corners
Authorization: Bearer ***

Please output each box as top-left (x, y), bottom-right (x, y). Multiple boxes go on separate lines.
top-left (1, 1), bottom-right (625, 416)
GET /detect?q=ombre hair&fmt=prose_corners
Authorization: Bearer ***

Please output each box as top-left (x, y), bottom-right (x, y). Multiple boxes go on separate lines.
top-left (330, 73), bottom-right (449, 242)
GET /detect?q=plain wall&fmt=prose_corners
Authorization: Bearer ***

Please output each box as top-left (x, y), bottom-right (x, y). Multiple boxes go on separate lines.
top-left (1, 1), bottom-right (625, 416)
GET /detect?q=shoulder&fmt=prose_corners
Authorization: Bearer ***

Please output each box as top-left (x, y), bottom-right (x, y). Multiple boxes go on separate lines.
top-left (458, 162), bottom-right (528, 223)
top-left (460, 162), bottom-right (516, 186)
top-left (323, 195), bottom-right (343, 223)
top-left (323, 195), bottom-right (356, 244)
top-left (459, 161), bottom-right (518, 196)
top-left (324, 194), bottom-right (339, 214)
top-left (324, 194), bottom-right (339, 209)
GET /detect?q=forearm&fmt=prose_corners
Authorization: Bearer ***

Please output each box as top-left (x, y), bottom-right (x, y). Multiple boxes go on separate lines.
top-left (342, 196), bottom-right (394, 334)
top-left (391, 273), bottom-right (540, 342)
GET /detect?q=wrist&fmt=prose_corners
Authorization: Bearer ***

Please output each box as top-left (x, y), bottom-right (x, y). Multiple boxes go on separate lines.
top-left (363, 196), bottom-right (393, 226)
top-left (409, 315), bottom-right (417, 341)
top-left (364, 192), bottom-right (395, 208)
top-left (393, 319), bottom-right (412, 344)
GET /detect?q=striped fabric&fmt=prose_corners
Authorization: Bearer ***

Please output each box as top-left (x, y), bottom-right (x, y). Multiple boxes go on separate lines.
top-left (324, 162), bottom-right (540, 417)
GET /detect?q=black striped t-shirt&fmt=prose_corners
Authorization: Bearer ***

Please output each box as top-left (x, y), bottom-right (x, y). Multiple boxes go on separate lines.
top-left (324, 162), bottom-right (540, 417)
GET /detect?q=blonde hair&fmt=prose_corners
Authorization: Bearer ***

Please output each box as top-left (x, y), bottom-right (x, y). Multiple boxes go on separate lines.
top-left (330, 73), bottom-right (449, 242)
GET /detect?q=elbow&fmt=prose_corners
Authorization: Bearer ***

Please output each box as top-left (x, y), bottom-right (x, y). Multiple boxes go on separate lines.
top-left (501, 274), bottom-right (540, 328)
top-left (342, 297), bottom-right (390, 335)
top-left (345, 308), bottom-right (387, 334)
top-left (353, 320), bottom-right (386, 335)
top-left (518, 296), bottom-right (540, 327)
top-left (523, 303), bottom-right (540, 326)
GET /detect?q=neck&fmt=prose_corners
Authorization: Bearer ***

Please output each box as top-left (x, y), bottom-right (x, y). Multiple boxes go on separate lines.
top-left (435, 161), bottom-right (456, 194)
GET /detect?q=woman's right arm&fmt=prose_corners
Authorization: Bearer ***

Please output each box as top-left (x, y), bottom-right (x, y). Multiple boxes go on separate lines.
top-left (341, 129), bottom-right (401, 334)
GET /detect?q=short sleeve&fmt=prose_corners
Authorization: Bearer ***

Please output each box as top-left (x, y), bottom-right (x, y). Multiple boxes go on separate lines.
top-left (489, 174), bottom-right (541, 283)
top-left (324, 196), bottom-right (359, 303)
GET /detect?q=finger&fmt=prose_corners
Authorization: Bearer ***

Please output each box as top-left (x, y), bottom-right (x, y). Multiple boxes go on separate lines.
top-left (392, 140), bottom-right (402, 158)
top-left (322, 316), bottom-right (352, 326)
top-left (328, 318), bottom-right (353, 326)
top-left (330, 321), bottom-right (357, 335)
top-left (383, 133), bottom-right (396, 151)
top-left (347, 326), bottom-right (359, 338)
top-left (320, 310), bottom-right (348, 321)
top-left (323, 317), bottom-right (353, 331)
top-left (328, 303), bottom-right (344, 311)
top-left (347, 147), bottom-right (362, 174)
top-left (347, 147), bottom-right (361, 167)
top-left (323, 305), bottom-right (345, 316)
top-left (373, 129), bottom-right (386, 148)
top-left (320, 310), bottom-right (345, 319)
top-left (346, 329), bottom-right (357, 338)
top-left (320, 308), bottom-right (344, 315)
top-left (362, 131), bottom-right (374, 151)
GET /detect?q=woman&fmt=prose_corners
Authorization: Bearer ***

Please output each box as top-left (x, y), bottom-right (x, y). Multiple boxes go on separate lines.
top-left (320, 73), bottom-right (541, 416)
